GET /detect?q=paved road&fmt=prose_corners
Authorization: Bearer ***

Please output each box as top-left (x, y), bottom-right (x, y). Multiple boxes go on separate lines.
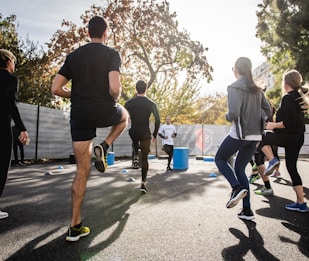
top-left (0, 157), bottom-right (309, 261)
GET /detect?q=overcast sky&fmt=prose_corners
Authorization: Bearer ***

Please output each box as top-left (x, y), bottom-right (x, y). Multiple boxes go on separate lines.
top-left (1, 0), bottom-right (265, 95)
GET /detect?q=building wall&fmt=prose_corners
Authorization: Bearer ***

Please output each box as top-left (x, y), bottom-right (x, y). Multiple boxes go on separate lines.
top-left (16, 103), bottom-right (309, 161)
top-left (253, 62), bottom-right (275, 90)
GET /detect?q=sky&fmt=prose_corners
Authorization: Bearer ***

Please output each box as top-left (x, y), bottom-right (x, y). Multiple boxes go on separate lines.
top-left (1, 0), bottom-right (265, 96)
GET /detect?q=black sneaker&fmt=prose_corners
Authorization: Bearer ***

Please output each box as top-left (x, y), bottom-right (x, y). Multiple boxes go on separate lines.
top-left (66, 224), bottom-right (90, 242)
top-left (226, 186), bottom-right (248, 208)
top-left (167, 166), bottom-right (173, 171)
top-left (140, 183), bottom-right (148, 194)
top-left (237, 208), bottom-right (255, 220)
top-left (132, 156), bottom-right (139, 169)
top-left (94, 144), bottom-right (107, 173)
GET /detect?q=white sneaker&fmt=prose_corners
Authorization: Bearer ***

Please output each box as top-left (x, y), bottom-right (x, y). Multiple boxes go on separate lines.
top-left (0, 210), bottom-right (8, 219)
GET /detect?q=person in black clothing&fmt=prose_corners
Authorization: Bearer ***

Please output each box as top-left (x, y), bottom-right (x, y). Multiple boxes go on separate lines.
top-left (125, 80), bottom-right (160, 193)
top-left (0, 49), bottom-right (29, 220)
top-left (261, 69), bottom-right (309, 212)
top-left (51, 16), bottom-right (128, 241)
top-left (12, 125), bottom-right (25, 166)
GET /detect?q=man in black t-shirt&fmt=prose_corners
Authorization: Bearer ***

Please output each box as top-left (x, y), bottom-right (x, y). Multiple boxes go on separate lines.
top-left (125, 80), bottom-right (160, 193)
top-left (51, 16), bottom-right (129, 242)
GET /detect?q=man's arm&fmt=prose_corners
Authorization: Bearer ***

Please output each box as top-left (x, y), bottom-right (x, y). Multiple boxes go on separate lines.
top-left (172, 125), bottom-right (177, 138)
top-left (51, 74), bottom-right (71, 98)
top-left (109, 71), bottom-right (122, 101)
top-left (152, 104), bottom-right (160, 138)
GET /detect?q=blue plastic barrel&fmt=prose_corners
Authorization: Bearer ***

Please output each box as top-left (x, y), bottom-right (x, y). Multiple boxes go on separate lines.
top-left (107, 152), bottom-right (115, 165)
top-left (173, 147), bottom-right (189, 170)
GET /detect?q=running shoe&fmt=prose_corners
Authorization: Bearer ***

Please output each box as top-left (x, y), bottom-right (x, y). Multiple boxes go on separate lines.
top-left (140, 183), bottom-right (148, 194)
top-left (251, 163), bottom-right (258, 174)
top-left (264, 158), bottom-right (280, 176)
top-left (270, 170), bottom-right (282, 178)
top-left (167, 166), bottom-right (173, 171)
top-left (285, 202), bottom-right (309, 213)
top-left (248, 173), bottom-right (260, 183)
top-left (132, 162), bottom-right (139, 169)
top-left (0, 210), bottom-right (8, 220)
top-left (94, 144), bottom-right (107, 173)
top-left (66, 224), bottom-right (90, 242)
top-left (237, 208), bottom-right (255, 220)
top-left (226, 186), bottom-right (248, 208)
top-left (254, 186), bottom-right (274, 196)
top-left (132, 155), bottom-right (139, 169)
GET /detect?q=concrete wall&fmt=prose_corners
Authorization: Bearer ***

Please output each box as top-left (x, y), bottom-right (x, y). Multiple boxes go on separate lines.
top-left (16, 103), bottom-right (309, 161)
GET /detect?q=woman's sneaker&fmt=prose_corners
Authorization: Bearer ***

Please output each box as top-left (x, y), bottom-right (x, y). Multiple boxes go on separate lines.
top-left (251, 163), bottom-right (258, 174)
top-left (248, 173), bottom-right (260, 183)
top-left (264, 158), bottom-right (280, 176)
top-left (237, 208), bottom-right (255, 220)
top-left (226, 186), bottom-right (248, 208)
top-left (254, 186), bottom-right (274, 196)
top-left (285, 202), bottom-right (309, 213)
top-left (270, 170), bottom-right (282, 178)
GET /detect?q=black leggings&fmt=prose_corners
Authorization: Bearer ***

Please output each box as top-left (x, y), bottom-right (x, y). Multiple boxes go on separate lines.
top-left (254, 143), bottom-right (279, 167)
top-left (163, 144), bottom-right (174, 167)
top-left (131, 139), bottom-right (151, 182)
top-left (129, 129), bottom-right (152, 182)
top-left (1, 122), bottom-right (12, 197)
top-left (260, 132), bottom-right (304, 186)
top-left (13, 139), bottom-right (24, 164)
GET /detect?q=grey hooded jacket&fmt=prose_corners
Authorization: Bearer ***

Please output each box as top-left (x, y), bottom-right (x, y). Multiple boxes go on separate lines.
top-left (226, 77), bottom-right (272, 140)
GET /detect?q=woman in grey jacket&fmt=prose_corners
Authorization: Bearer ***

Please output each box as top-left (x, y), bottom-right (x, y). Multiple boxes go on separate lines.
top-left (215, 57), bottom-right (272, 220)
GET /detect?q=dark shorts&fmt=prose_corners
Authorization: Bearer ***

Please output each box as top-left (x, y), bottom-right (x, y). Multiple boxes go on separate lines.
top-left (70, 103), bottom-right (123, 141)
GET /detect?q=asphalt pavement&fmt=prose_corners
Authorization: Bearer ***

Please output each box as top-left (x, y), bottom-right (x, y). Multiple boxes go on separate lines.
top-left (0, 156), bottom-right (309, 261)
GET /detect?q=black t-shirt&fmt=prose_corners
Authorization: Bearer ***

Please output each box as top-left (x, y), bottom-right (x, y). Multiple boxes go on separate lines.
top-left (59, 42), bottom-right (121, 124)
top-left (125, 96), bottom-right (160, 138)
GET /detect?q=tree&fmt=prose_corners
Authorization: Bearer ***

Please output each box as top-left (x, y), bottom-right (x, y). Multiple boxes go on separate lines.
top-left (193, 94), bottom-right (228, 124)
top-left (256, 0), bottom-right (309, 79)
top-left (0, 14), bottom-right (54, 106)
top-left (0, 14), bottom-right (24, 70)
top-left (47, 0), bottom-right (213, 122)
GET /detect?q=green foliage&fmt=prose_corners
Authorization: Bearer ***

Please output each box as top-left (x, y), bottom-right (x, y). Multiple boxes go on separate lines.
top-left (46, 0), bottom-right (213, 122)
top-left (0, 14), bottom-right (54, 106)
top-left (193, 93), bottom-right (228, 124)
top-left (0, 14), bottom-right (22, 63)
top-left (256, 0), bottom-right (309, 79)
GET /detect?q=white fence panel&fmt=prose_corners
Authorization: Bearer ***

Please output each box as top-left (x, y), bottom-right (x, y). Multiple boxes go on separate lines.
top-left (16, 103), bottom-right (309, 161)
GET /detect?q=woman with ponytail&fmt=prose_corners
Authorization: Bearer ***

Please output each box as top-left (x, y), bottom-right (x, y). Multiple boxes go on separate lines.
top-left (261, 69), bottom-right (309, 212)
top-left (215, 57), bottom-right (272, 220)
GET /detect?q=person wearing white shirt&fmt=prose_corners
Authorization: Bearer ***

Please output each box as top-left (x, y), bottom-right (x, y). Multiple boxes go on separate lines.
top-left (158, 116), bottom-right (177, 171)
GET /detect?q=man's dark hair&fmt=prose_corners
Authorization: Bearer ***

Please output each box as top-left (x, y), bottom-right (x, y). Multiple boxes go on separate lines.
top-left (136, 80), bottom-right (148, 94)
top-left (88, 16), bottom-right (108, 38)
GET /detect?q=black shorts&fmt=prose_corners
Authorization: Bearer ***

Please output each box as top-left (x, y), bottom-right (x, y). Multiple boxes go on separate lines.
top-left (70, 103), bottom-right (123, 141)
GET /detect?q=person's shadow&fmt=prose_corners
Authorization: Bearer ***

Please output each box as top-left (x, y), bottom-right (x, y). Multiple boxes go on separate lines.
top-left (5, 175), bottom-right (142, 261)
top-left (221, 220), bottom-right (280, 261)
top-left (254, 178), bottom-right (309, 258)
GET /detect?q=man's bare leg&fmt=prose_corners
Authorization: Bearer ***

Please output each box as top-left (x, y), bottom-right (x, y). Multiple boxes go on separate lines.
top-left (71, 140), bottom-right (92, 226)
